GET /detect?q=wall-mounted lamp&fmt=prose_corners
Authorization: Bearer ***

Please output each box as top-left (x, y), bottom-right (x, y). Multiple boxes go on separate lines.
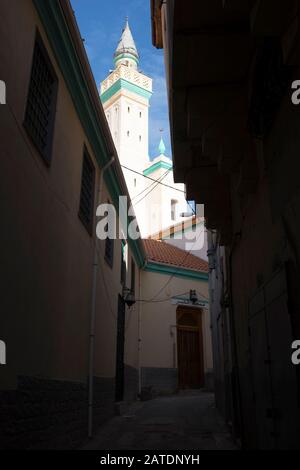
top-left (189, 289), bottom-right (198, 304)
top-left (122, 286), bottom-right (136, 307)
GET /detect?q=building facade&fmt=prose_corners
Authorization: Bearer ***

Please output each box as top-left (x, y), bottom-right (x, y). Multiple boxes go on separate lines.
top-left (100, 20), bottom-right (189, 238)
top-left (100, 20), bottom-right (213, 396)
top-left (0, 0), bottom-right (144, 449)
top-left (152, 0), bottom-right (300, 449)
top-left (141, 239), bottom-right (213, 395)
top-left (0, 0), bottom-right (214, 449)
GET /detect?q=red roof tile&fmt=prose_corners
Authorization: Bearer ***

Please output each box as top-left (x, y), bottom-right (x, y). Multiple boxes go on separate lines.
top-left (143, 239), bottom-right (208, 273)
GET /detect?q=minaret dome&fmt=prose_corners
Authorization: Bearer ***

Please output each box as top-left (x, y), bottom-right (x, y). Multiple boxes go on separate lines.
top-left (114, 18), bottom-right (139, 70)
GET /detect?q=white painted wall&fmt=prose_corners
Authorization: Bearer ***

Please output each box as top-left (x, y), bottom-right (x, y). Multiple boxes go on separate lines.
top-left (143, 156), bottom-right (189, 237)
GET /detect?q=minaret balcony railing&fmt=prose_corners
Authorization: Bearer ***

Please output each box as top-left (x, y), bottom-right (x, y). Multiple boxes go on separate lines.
top-left (101, 65), bottom-right (152, 94)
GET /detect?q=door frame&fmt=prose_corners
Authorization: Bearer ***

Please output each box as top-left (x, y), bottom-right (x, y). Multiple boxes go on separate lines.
top-left (176, 305), bottom-right (204, 389)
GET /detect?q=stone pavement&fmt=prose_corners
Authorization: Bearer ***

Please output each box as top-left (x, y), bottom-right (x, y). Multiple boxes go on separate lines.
top-left (83, 391), bottom-right (237, 450)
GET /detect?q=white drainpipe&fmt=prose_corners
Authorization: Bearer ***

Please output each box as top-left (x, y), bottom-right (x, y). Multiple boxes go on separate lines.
top-left (88, 156), bottom-right (114, 439)
top-left (138, 266), bottom-right (142, 396)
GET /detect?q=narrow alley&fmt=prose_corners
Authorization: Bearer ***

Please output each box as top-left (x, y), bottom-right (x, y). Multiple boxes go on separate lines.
top-left (83, 392), bottom-right (236, 451)
top-left (2, 0), bottom-right (300, 453)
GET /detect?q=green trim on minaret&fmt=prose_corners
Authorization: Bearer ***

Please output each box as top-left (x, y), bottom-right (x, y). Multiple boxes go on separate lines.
top-left (143, 160), bottom-right (172, 176)
top-left (100, 78), bottom-right (152, 103)
top-left (113, 53), bottom-right (139, 65)
top-left (158, 137), bottom-right (166, 155)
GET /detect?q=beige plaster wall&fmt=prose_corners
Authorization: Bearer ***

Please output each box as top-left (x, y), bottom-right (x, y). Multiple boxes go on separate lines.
top-left (0, 0), bottom-right (140, 389)
top-left (140, 269), bottom-right (212, 373)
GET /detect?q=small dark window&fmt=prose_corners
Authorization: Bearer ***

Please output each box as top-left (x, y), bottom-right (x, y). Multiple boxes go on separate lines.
top-left (24, 32), bottom-right (58, 164)
top-left (105, 236), bottom-right (114, 267)
top-left (139, 111), bottom-right (142, 118)
top-left (139, 135), bottom-right (142, 142)
top-left (78, 147), bottom-right (95, 234)
top-left (127, 130), bottom-right (130, 137)
top-left (131, 259), bottom-right (135, 295)
top-left (120, 240), bottom-right (126, 285)
top-left (171, 199), bottom-right (178, 221)
top-left (128, 106), bottom-right (130, 113)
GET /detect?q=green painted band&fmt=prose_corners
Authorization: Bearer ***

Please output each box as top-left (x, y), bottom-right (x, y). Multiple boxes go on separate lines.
top-left (143, 160), bottom-right (172, 176)
top-left (114, 54), bottom-right (139, 65)
top-left (101, 78), bottom-right (152, 103)
top-left (144, 262), bottom-right (209, 281)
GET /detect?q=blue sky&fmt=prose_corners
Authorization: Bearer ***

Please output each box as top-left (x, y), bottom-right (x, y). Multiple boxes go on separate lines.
top-left (71, 0), bottom-right (171, 159)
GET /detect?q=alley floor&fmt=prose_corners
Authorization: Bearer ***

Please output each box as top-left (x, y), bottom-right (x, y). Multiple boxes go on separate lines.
top-left (83, 391), bottom-right (237, 450)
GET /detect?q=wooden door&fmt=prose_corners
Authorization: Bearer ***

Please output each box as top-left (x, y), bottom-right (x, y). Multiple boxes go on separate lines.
top-left (177, 307), bottom-right (204, 389)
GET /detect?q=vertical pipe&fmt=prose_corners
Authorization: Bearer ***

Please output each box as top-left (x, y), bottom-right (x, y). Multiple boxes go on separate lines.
top-left (138, 265), bottom-right (142, 396)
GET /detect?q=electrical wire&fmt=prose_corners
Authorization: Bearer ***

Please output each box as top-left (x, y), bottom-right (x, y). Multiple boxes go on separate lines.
top-left (134, 289), bottom-right (210, 304)
top-left (121, 164), bottom-right (185, 194)
top-left (133, 171), bottom-right (171, 206)
top-left (134, 291), bottom-right (189, 303)
top-left (95, 235), bottom-right (208, 305)
top-left (122, 164), bottom-right (198, 217)
top-left (131, 168), bottom-right (170, 201)
top-left (143, 230), bottom-right (206, 302)
top-left (7, 104), bottom-right (206, 308)
top-left (121, 165), bottom-right (199, 214)
top-left (130, 170), bottom-right (197, 219)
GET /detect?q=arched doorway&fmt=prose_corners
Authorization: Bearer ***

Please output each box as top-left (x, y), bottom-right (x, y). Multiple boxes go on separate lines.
top-left (176, 306), bottom-right (204, 389)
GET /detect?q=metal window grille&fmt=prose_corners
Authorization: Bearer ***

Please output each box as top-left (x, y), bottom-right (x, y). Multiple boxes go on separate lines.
top-left (79, 148), bottom-right (95, 233)
top-left (24, 34), bottom-right (58, 163)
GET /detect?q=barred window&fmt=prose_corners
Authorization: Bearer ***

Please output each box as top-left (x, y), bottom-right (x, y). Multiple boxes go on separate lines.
top-left (79, 147), bottom-right (95, 234)
top-left (24, 32), bottom-right (58, 164)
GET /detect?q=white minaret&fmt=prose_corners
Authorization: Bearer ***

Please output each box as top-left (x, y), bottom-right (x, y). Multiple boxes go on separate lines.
top-left (100, 19), bottom-right (152, 235)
